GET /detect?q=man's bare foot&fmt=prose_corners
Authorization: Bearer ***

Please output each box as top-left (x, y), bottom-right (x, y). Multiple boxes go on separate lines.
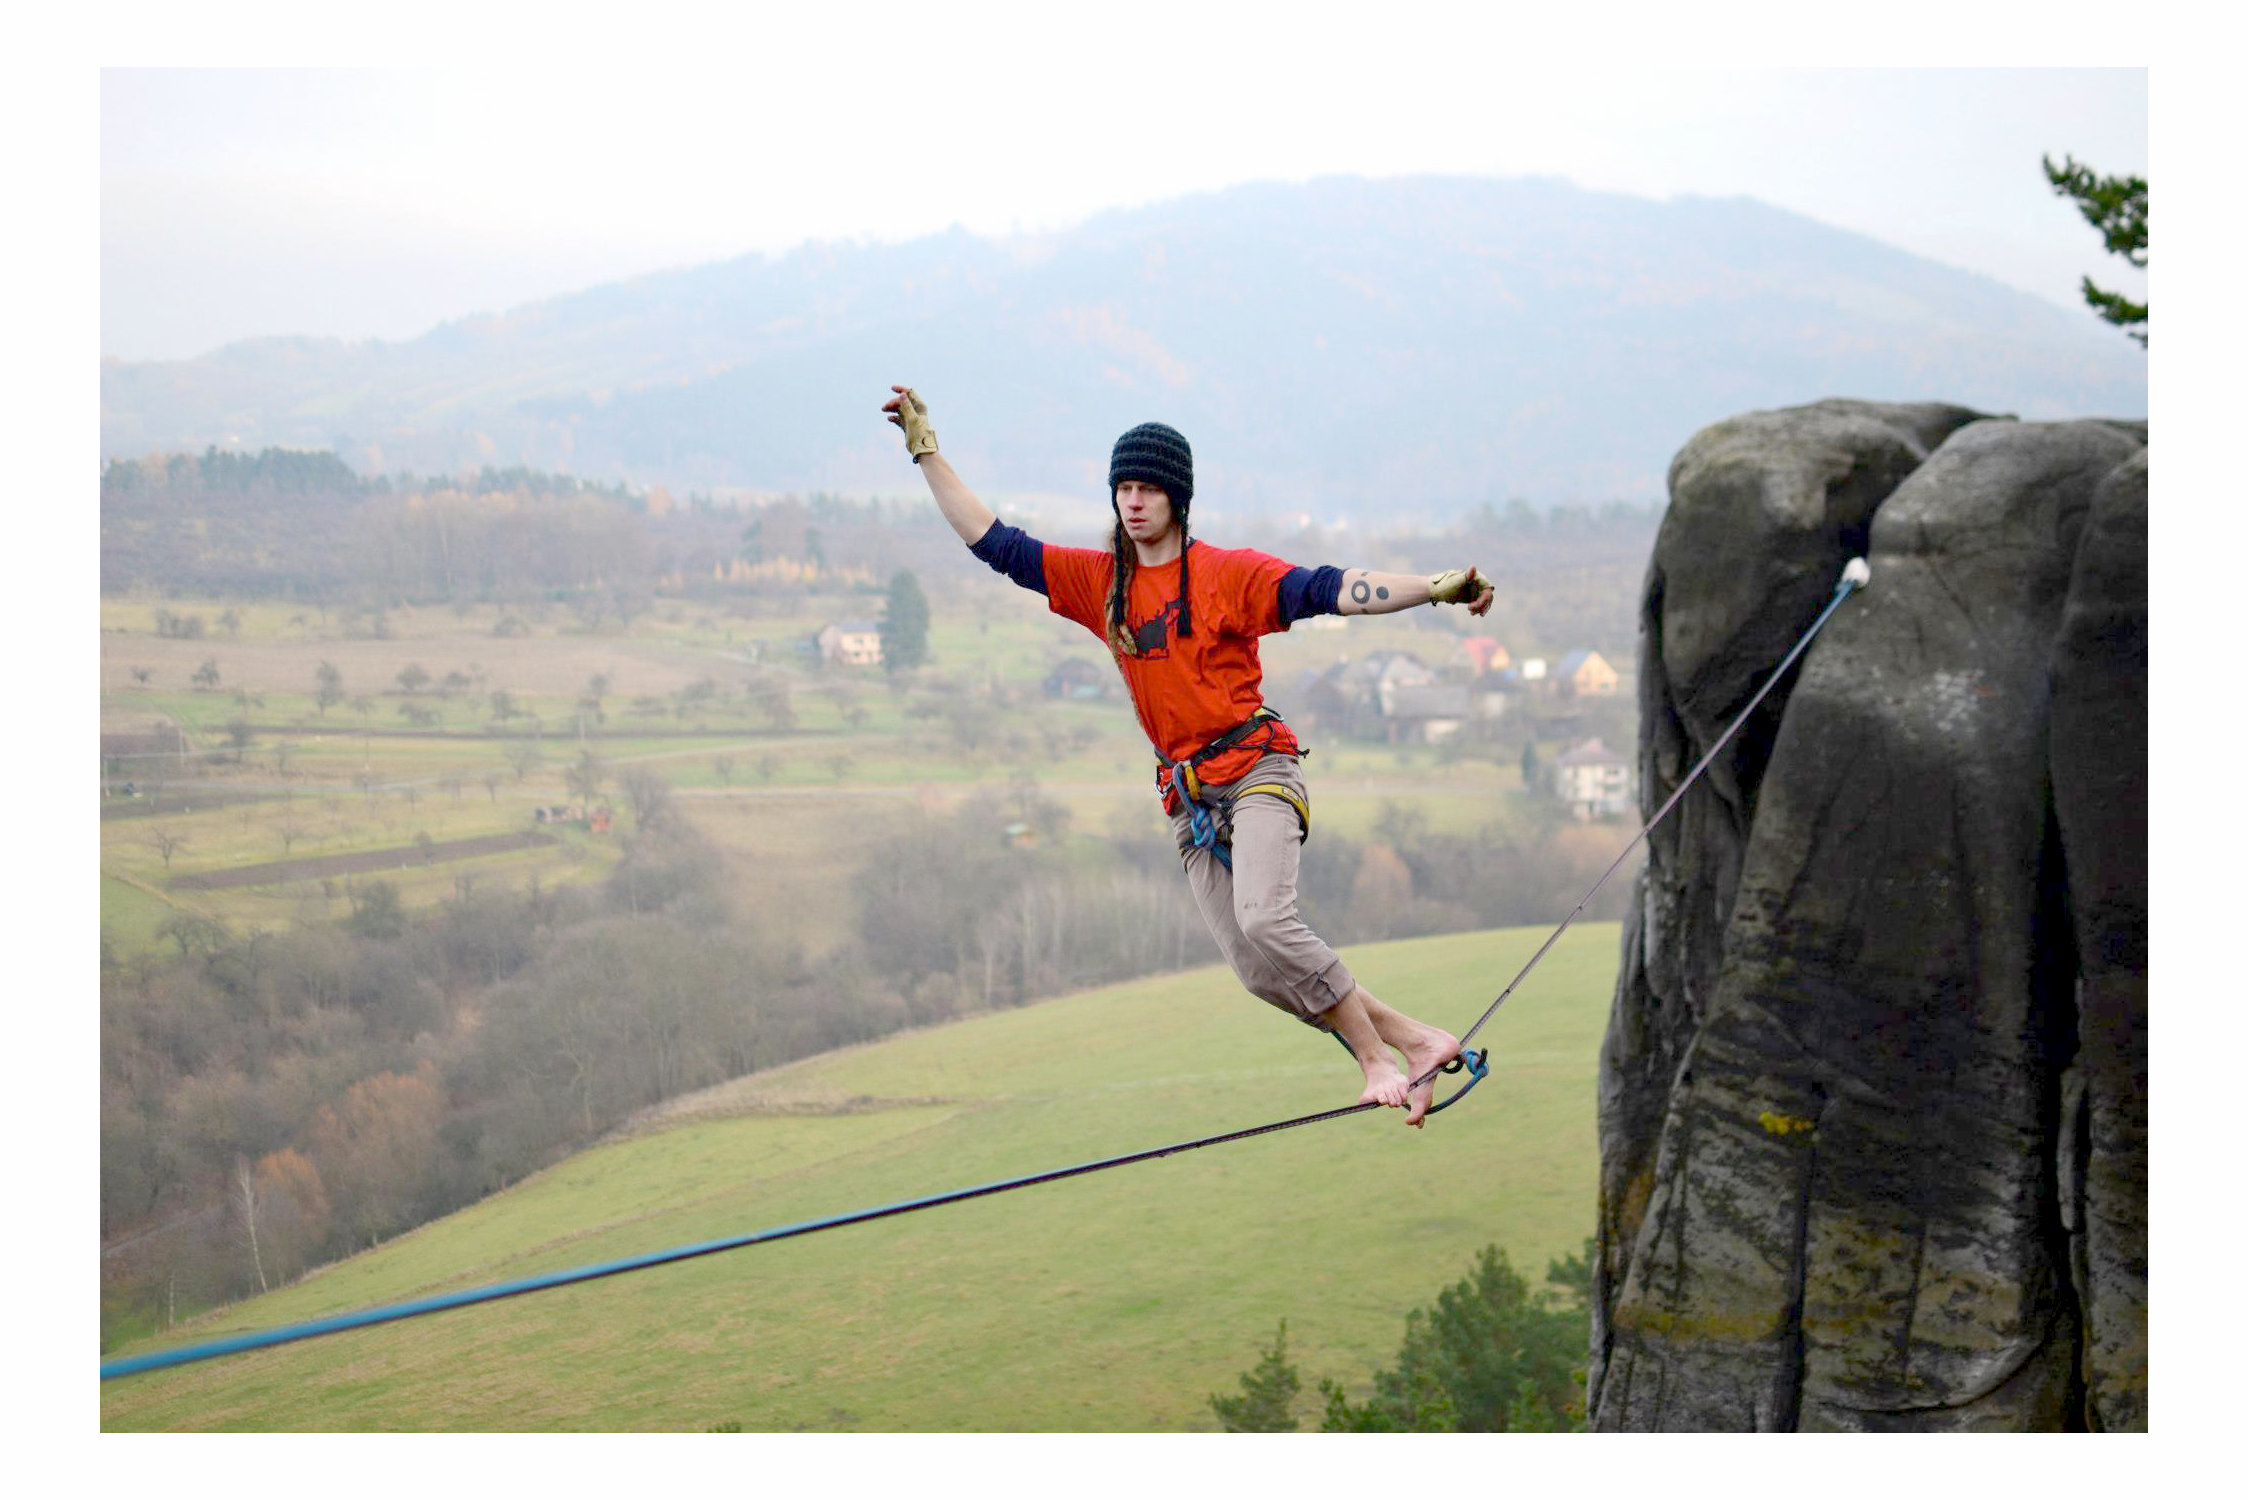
top-left (1398, 1024), bottom-right (1462, 1128)
top-left (1355, 1051), bottom-right (1410, 1111)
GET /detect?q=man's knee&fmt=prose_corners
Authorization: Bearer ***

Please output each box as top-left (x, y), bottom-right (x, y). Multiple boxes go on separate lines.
top-left (1233, 895), bottom-right (1295, 957)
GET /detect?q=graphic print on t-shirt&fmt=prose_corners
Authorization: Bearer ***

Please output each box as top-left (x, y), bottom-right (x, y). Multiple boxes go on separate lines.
top-left (1131, 596), bottom-right (1185, 657)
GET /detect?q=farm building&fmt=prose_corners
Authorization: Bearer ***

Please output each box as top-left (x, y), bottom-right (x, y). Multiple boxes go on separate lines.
top-left (1553, 738), bottom-right (1633, 819)
top-left (1381, 683), bottom-right (1474, 744)
top-left (1554, 648), bottom-right (1620, 696)
top-left (1458, 636), bottom-right (1511, 676)
top-left (816, 620), bottom-right (883, 668)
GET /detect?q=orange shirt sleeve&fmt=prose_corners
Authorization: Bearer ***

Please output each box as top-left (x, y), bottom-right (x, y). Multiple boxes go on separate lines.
top-left (1211, 546), bottom-right (1299, 637)
top-left (1041, 545), bottom-right (1113, 642)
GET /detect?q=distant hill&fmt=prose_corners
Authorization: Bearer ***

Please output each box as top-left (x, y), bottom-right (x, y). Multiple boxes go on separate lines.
top-left (100, 175), bottom-right (2147, 524)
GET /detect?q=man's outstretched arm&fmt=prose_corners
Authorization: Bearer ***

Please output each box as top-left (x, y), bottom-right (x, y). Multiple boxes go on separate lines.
top-left (1333, 566), bottom-right (1496, 617)
top-left (882, 385), bottom-right (995, 545)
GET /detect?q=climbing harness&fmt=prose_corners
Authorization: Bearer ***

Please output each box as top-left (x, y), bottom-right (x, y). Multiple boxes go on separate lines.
top-left (100, 560), bottom-right (1870, 1385)
top-left (1162, 708), bottom-right (1306, 869)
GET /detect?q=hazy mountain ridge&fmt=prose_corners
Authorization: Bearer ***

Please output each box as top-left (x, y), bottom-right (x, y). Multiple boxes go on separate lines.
top-left (101, 176), bottom-right (2146, 521)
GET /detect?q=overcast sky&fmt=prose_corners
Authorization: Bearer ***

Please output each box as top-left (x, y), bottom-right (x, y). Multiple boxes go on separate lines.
top-left (101, 51), bottom-right (2146, 363)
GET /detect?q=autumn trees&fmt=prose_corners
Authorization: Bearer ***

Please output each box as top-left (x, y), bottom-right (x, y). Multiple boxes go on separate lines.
top-left (99, 814), bottom-right (797, 1343)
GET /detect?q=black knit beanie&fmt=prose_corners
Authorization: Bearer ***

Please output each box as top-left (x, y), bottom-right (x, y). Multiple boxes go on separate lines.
top-left (1106, 421), bottom-right (1198, 643)
top-left (1109, 422), bottom-right (1194, 514)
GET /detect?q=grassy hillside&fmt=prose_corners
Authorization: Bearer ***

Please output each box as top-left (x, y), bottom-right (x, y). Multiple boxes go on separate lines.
top-left (100, 923), bottom-right (1617, 1432)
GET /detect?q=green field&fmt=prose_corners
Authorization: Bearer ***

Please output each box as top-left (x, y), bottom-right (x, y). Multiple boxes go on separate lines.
top-left (99, 923), bottom-right (1617, 1432)
top-left (100, 875), bottom-right (180, 953)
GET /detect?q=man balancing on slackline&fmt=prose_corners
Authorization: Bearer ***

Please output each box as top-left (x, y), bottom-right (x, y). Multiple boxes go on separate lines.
top-left (880, 384), bottom-right (1497, 1127)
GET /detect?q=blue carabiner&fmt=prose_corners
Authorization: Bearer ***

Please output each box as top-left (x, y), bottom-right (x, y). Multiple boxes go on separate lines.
top-left (1174, 769), bottom-right (1232, 870)
top-left (1324, 1034), bottom-right (1490, 1119)
top-left (1423, 1046), bottom-right (1489, 1117)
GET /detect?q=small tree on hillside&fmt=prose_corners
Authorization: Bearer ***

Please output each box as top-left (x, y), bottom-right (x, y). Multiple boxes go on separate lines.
top-left (1209, 1321), bottom-right (1303, 1431)
top-left (232, 1155), bottom-right (269, 1294)
top-left (881, 569), bottom-right (931, 673)
top-left (1211, 1243), bottom-right (1589, 1434)
top-left (344, 879), bottom-right (405, 940)
top-left (504, 740), bottom-right (545, 784)
top-left (314, 660), bottom-right (344, 717)
top-left (1317, 1245), bottom-right (1584, 1432)
top-left (565, 751), bottom-right (607, 808)
top-left (145, 826), bottom-right (186, 870)
top-left (619, 766), bottom-right (673, 830)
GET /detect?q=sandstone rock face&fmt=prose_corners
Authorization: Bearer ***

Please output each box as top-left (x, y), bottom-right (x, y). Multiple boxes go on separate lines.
top-left (1592, 402), bottom-right (2147, 1431)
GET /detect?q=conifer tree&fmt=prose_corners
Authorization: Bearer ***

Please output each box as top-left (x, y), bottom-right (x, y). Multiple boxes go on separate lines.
top-left (1208, 1320), bottom-right (1303, 1431)
top-left (880, 569), bottom-right (931, 672)
top-left (2043, 153), bottom-right (2147, 347)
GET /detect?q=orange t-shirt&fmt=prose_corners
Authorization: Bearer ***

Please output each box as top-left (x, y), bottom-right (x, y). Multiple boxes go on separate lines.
top-left (1040, 540), bottom-right (1305, 801)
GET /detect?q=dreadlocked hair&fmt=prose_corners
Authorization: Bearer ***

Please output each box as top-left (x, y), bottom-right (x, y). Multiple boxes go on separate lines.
top-left (1105, 522), bottom-right (1194, 657)
top-left (1105, 519), bottom-right (1139, 656)
top-left (1178, 528), bottom-right (1194, 637)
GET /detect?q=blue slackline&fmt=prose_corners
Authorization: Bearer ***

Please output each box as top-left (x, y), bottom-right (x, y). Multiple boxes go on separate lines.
top-left (101, 1049), bottom-right (1489, 1382)
top-left (103, 562), bottom-right (1866, 1387)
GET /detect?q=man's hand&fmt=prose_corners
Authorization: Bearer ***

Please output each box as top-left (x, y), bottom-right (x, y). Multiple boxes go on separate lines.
top-left (883, 384), bottom-right (939, 462)
top-left (885, 384), bottom-right (994, 543)
top-left (1428, 566), bottom-right (1495, 617)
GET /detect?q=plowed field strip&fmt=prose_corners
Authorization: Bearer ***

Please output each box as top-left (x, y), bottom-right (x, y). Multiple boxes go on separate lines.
top-left (172, 831), bottom-right (556, 889)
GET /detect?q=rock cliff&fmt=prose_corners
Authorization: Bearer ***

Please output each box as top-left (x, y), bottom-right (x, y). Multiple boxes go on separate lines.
top-left (1592, 400), bottom-right (2147, 1431)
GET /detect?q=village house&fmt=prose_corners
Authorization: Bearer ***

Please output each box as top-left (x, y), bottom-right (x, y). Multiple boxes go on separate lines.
top-left (1554, 648), bottom-right (1621, 697)
top-left (1381, 682), bottom-right (1475, 744)
top-left (815, 619), bottom-right (883, 668)
top-left (1553, 738), bottom-right (1633, 820)
top-left (1457, 636), bottom-right (1511, 676)
top-left (1304, 651), bottom-right (1439, 740)
top-left (1298, 651), bottom-right (1498, 743)
top-left (1042, 657), bottom-right (1114, 701)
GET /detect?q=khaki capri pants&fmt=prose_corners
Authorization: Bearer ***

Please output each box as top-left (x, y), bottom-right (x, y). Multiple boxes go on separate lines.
top-left (1166, 752), bottom-right (1356, 1028)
